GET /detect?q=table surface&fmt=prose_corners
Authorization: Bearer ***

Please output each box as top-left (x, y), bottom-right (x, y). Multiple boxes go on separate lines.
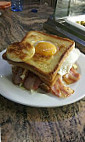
top-left (0, 4), bottom-right (85, 142)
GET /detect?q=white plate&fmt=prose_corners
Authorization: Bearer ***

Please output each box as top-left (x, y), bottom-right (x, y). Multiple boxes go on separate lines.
top-left (65, 15), bottom-right (85, 31)
top-left (0, 50), bottom-right (85, 107)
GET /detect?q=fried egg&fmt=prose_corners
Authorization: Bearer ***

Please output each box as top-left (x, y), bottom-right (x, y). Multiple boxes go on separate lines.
top-left (7, 40), bottom-right (58, 62)
top-left (58, 48), bottom-right (80, 76)
top-left (34, 41), bottom-right (57, 56)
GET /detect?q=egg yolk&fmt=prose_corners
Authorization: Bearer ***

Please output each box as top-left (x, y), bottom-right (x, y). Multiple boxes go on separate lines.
top-left (35, 42), bottom-right (57, 56)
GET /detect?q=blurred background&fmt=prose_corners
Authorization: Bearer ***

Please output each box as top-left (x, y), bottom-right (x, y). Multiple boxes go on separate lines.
top-left (1, 0), bottom-right (56, 7)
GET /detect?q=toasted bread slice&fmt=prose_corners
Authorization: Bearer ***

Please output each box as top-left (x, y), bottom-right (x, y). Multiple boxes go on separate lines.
top-left (3, 53), bottom-right (60, 86)
top-left (3, 31), bottom-right (75, 82)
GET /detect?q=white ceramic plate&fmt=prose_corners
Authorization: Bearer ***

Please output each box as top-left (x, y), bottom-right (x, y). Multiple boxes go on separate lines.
top-left (65, 15), bottom-right (85, 31)
top-left (0, 50), bottom-right (85, 107)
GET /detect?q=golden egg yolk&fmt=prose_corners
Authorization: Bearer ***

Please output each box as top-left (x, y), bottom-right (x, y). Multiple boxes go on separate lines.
top-left (35, 42), bottom-right (57, 56)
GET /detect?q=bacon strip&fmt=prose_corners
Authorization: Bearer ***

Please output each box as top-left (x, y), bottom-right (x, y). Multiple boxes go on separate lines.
top-left (63, 67), bottom-right (80, 84)
top-left (12, 66), bottom-right (78, 98)
top-left (12, 67), bottom-right (24, 85)
top-left (12, 67), bottom-right (41, 90)
top-left (24, 72), bottom-right (41, 90)
top-left (51, 77), bottom-right (74, 98)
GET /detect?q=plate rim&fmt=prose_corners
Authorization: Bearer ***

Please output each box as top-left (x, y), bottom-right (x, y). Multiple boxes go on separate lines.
top-left (0, 50), bottom-right (85, 107)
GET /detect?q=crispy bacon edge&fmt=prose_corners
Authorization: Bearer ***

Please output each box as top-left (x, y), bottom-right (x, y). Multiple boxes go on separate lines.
top-left (51, 77), bottom-right (74, 98)
top-left (63, 67), bottom-right (80, 85)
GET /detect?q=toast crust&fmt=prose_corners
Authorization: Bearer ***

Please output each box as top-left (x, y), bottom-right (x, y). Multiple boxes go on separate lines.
top-left (21, 31), bottom-right (74, 44)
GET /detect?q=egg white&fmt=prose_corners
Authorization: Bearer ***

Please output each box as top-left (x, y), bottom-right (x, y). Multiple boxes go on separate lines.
top-left (58, 48), bottom-right (80, 76)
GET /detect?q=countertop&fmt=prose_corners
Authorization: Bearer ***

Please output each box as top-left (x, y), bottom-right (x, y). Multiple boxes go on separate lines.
top-left (0, 3), bottom-right (85, 142)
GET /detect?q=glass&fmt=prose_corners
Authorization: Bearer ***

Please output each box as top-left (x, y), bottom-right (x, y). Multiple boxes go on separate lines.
top-left (54, 0), bottom-right (70, 19)
top-left (11, 0), bottom-right (23, 12)
top-left (54, 0), bottom-right (85, 19)
top-left (69, 0), bottom-right (85, 16)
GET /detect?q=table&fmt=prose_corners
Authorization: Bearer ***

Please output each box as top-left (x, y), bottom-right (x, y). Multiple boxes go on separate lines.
top-left (0, 4), bottom-right (85, 142)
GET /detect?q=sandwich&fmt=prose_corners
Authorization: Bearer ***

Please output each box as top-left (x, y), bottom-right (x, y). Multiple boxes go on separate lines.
top-left (2, 31), bottom-right (80, 98)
